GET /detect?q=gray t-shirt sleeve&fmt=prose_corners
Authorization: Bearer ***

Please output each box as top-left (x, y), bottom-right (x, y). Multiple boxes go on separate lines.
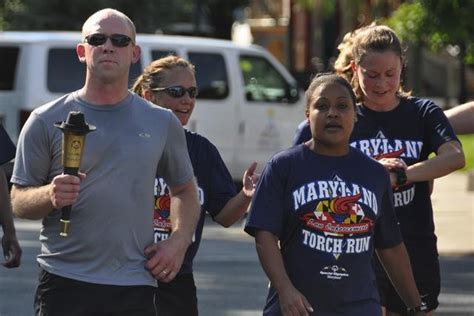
top-left (156, 113), bottom-right (194, 187)
top-left (11, 112), bottom-right (60, 186)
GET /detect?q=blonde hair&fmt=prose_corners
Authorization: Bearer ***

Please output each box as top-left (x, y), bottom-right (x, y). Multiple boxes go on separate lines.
top-left (131, 55), bottom-right (195, 97)
top-left (333, 23), bottom-right (377, 82)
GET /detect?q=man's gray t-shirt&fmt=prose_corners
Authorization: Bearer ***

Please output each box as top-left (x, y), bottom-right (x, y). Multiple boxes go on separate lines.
top-left (11, 91), bottom-right (194, 286)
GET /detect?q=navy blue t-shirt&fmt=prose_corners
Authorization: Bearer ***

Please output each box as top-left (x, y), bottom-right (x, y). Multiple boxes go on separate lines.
top-left (293, 97), bottom-right (458, 249)
top-left (245, 145), bottom-right (402, 314)
top-left (292, 119), bottom-right (311, 146)
top-left (350, 97), bottom-right (458, 249)
top-left (0, 125), bottom-right (15, 165)
top-left (154, 129), bottom-right (236, 274)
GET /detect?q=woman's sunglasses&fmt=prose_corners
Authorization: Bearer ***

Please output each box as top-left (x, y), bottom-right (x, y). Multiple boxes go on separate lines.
top-left (152, 86), bottom-right (199, 99)
top-left (84, 33), bottom-right (133, 47)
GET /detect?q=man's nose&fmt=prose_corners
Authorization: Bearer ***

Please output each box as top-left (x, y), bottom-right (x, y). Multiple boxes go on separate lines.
top-left (102, 38), bottom-right (115, 51)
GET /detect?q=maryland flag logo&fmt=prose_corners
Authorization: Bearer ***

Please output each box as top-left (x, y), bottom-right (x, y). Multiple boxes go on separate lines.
top-left (374, 147), bottom-right (404, 160)
top-left (301, 193), bottom-right (374, 237)
top-left (154, 194), bottom-right (172, 230)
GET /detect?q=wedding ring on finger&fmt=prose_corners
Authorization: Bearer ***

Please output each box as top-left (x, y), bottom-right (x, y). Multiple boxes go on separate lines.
top-left (161, 270), bottom-right (168, 275)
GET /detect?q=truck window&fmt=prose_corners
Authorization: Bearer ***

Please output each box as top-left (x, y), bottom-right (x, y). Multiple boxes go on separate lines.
top-left (188, 52), bottom-right (229, 100)
top-left (240, 55), bottom-right (298, 104)
top-left (47, 48), bottom-right (142, 92)
top-left (151, 50), bottom-right (177, 61)
top-left (0, 46), bottom-right (20, 90)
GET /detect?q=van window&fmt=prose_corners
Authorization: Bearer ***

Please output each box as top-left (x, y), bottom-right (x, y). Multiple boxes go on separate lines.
top-left (47, 48), bottom-right (142, 93)
top-left (240, 55), bottom-right (299, 104)
top-left (151, 50), bottom-right (177, 61)
top-left (188, 52), bottom-right (229, 100)
top-left (47, 49), bottom-right (85, 93)
top-left (0, 46), bottom-right (20, 90)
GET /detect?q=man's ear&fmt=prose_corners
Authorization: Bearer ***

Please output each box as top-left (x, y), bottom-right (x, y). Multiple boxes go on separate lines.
top-left (132, 45), bottom-right (141, 64)
top-left (77, 43), bottom-right (86, 64)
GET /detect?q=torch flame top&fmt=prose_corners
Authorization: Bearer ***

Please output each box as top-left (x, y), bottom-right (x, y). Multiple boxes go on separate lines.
top-left (54, 111), bottom-right (96, 134)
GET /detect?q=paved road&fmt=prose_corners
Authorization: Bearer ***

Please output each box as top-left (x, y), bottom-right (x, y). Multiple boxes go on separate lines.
top-left (1, 172), bottom-right (473, 315)
top-left (1, 218), bottom-right (473, 316)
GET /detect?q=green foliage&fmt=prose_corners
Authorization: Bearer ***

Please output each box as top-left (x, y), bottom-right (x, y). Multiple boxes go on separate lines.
top-left (297, 0), bottom-right (317, 10)
top-left (386, 0), bottom-right (474, 65)
top-left (0, 0), bottom-right (249, 38)
top-left (459, 135), bottom-right (474, 172)
top-left (385, 2), bottom-right (426, 43)
top-left (2, 0), bottom-right (171, 32)
top-left (295, 0), bottom-right (337, 16)
top-left (0, 0), bottom-right (25, 30)
top-left (320, 0), bottom-right (336, 16)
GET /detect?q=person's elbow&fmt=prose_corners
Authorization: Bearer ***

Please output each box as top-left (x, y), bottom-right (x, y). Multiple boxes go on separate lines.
top-left (214, 213), bottom-right (233, 228)
top-left (456, 152), bottom-right (466, 170)
top-left (10, 200), bottom-right (29, 219)
top-left (450, 147), bottom-right (466, 171)
top-left (170, 178), bottom-right (196, 198)
top-left (10, 187), bottom-right (40, 220)
top-left (11, 200), bottom-right (31, 219)
top-left (440, 141), bottom-right (465, 172)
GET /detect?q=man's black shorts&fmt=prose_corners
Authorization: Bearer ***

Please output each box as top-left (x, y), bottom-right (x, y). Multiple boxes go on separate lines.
top-left (34, 269), bottom-right (156, 316)
top-left (155, 273), bottom-right (198, 316)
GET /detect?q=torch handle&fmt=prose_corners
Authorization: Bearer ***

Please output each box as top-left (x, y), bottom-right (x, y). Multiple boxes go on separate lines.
top-left (59, 167), bottom-right (79, 237)
top-left (60, 206), bottom-right (72, 237)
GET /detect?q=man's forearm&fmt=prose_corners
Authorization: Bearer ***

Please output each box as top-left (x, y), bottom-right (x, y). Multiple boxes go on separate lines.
top-left (11, 185), bottom-right (54, 220)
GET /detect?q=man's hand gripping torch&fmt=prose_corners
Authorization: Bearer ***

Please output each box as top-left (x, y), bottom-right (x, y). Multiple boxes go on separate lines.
top-left (54, 111), bottom-right (95, 237)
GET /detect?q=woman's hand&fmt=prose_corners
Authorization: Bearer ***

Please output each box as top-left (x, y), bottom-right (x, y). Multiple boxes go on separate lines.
top-left (278, 283), bottom-right (314, 316)
top-left (377, 157), bottom-right (407, 172)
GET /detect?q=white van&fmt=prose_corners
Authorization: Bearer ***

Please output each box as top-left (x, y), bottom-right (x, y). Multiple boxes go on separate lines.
top-left (0, 31), bottom-right (305, 180)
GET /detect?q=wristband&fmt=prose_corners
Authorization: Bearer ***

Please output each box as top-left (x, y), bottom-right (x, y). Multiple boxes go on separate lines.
top-left (407, 302), bottom-right (428, 315)
top-left (392, 167), bottom-right (407, 186)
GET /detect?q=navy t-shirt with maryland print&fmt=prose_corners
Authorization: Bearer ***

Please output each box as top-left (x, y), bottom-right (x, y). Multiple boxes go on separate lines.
top-left (245, 145), bottom-right (402, 315)
top-left (154, 129), bottom-right (236, 274)
top-left (350, 97), bottom-right (458, 250)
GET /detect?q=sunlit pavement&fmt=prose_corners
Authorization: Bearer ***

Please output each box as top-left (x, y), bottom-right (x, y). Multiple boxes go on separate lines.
top-left (1, 172), bottom-right (473, 315)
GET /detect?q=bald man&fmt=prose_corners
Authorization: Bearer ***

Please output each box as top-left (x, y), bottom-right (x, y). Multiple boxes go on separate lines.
top-left (10, 8), bottom-right (200, 315)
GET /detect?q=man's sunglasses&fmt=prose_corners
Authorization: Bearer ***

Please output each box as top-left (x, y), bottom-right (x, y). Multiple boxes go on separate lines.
top-left (83, 33), bottom-right (133, 47)
top-left (152, 86), bottom-right (199, 99)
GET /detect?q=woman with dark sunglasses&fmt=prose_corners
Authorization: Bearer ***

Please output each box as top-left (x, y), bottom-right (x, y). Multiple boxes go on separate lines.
top-left (132, 55), bottom-right (259, 316)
